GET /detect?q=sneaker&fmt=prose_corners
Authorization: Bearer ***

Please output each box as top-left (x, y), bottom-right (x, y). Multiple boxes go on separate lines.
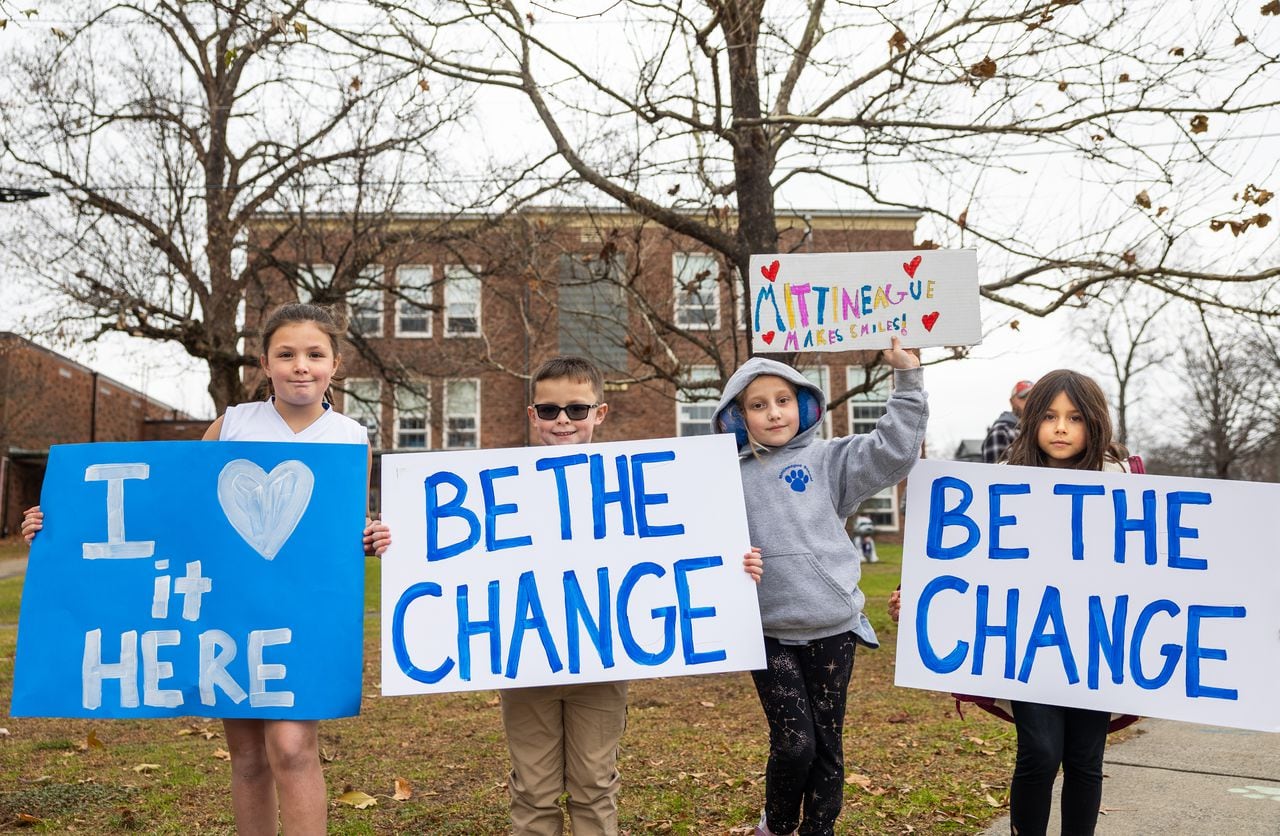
top-left (754, 811), bottom-right (795, 836)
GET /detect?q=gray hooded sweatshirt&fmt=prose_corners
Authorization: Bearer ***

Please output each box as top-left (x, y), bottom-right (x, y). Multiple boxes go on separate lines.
top-left (713, 358), bottom-right (928, 645)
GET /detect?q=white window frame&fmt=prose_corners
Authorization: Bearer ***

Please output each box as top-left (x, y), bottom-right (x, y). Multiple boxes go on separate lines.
top-left (393, 381), bottom-right (431, 451)
top-left (800, 365), bottom-right (833, 439)
top-left (444, 378), bottom-right (481, 449)
top-left (444, 264), bottom-right (482, 337)
top-left (673, 252), bottom-right (721, 330)
top-left (675, 365), bottom-right (721, 437)
top-left (297, 264), bottom-right (334, 303)
top-left (343, 378), bottom-right (383, 450)
top-left (350, 266), bottom-right (384, 337)
top-left (395, 265), bottom-right (434, 337)
top-left (845, 367), bottom-right (898, 531)
top-left (735, 270), bottom-right (748, 332)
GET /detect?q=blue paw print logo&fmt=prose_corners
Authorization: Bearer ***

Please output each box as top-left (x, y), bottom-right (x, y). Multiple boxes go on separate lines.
top-left (782, 466), bottom-right (811, 493)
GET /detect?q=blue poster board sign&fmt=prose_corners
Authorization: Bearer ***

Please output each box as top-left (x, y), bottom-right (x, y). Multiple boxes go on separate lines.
top-left (11, 441), bottom-right (367, 719)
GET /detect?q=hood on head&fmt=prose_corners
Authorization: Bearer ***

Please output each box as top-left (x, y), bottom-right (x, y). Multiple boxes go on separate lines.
top-left (712, 357), bottom-right (825, 450)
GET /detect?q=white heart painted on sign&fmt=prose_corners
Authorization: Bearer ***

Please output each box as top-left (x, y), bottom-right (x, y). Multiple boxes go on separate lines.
top-left (217, 459), bottom-right (315, 560)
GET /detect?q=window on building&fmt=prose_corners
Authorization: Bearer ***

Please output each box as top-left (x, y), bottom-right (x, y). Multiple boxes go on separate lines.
top-left (676, 365), bottom-right (721, 437)
top-left (558, 254), bottom-right (628, 373)
top-left (344, 378), bottom-right (382, 449)
top-left (349, 266), bottom-right (384, 337)
top-left (444, 265), bottom-right (481, 336)
top-left (846, 368), bottom-right (897, 529)
top-left (444, 379), bottom-right (480, 448)
top-left (396, 265), bottom-right (433, 337)
top-left (297, 264), bottom-right (335, 302)
top-left (394, 382), bottom-right (430, 450)
top-left (673, 252), bottom-right (720, 330)
top-left (799, 365), bottom-right (832, 439)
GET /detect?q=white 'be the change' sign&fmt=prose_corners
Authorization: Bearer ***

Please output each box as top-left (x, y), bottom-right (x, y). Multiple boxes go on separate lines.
top-left (379, 435), bottom-right (765, 695)
top-left (895, 460), bottom-right (1280, 732)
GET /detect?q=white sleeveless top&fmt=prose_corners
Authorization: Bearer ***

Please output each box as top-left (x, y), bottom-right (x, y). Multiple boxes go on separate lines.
top-left (219, 399), bottom-right (369, 446)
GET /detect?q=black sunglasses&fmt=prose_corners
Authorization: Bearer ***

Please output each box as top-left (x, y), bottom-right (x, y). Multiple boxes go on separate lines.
top-left (532, 402), bottom-right (598, 421)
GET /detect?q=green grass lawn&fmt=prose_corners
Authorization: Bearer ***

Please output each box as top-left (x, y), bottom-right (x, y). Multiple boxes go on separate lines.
top-left (0, 547), bottom-right (1017, 834)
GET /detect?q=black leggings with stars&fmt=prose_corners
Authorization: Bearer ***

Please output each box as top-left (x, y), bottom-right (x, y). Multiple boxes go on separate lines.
top-left (751, 632), bottom-right (858, 836)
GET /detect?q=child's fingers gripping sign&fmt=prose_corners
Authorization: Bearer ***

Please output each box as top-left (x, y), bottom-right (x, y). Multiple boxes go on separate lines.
top-left (881, 335), bottom-right (921, 370)
top-left (364, 517), bottom-right (392, 556)
top-left (22, 506), bottom-right (43, 545)
top-left (742, 547), bottom-right (763, 583)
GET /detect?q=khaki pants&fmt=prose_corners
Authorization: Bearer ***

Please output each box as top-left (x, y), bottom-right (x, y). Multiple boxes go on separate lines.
top-left (500, 681), bottom-right (628, 836)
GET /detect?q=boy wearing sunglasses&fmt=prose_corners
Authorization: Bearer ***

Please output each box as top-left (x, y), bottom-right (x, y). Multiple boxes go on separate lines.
top-left (502, 355), bottom-right (625, 836)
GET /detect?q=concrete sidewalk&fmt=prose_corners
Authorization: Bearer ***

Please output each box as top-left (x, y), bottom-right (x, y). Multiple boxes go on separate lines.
top-left (0, 555), bottom-right (26, 580)
top-left (981, 718), bottom-right (1280, 834)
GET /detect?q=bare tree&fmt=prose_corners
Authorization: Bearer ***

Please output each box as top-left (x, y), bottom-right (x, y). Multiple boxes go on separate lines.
top-left (338, 0), bottom-right (1279, 327)
top-left (1073, 287), bottom-right (1177, 449)
top-left (0, 0), bottom-right (462, 410)
top-left (1163, 308), bottom-right (1279, 479)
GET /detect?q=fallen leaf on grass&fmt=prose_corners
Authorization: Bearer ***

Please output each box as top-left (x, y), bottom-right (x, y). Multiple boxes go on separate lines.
top-left (212, 749), bottom-right (231, 761)
top-left (845, 772), bottom-right (873, 788)
top-left (966, 736), bottom-right (986, 745)
top-left (986, 792), bottom-right (1006, 807)
top-left (728, 827), bottom-right (755, 835)
top-left (0, 727), bottom-right (10, 737)
top-left (320, 748), bottom-right (336, 763)
top-left (886, 712), bottom-right (911, 723)
top-left (176, 725), bottom-right (219, 740)
top-left (15, 812), bottom-right (41, 825)
top-left (699, 700), bottom-right (715, 708)
top-left (77, 730), bottom-right (105, 751)
top-left (131, 763), bottom-right (161, 773)
top-left (337, 789), bottom-right (378, 809)
top-left (393, 777), bottom-right (412, 801)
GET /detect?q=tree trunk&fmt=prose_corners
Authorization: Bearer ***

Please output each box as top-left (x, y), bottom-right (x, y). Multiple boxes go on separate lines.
top-left (720, 1), bottom-right (777, 346)
top-left (207, 355), bottom-right (247, 415)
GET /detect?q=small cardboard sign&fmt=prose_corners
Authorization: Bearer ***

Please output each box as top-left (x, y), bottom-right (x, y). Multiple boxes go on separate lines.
top-left (748, 249), bottom-right (981, 352)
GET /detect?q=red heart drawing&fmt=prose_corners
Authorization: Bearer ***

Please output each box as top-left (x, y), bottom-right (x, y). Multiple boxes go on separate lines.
top-left (761, 331), bottom-right (776, 345)
top-left (922, 312), bottom-right (940, 332)
top-left (903, 255), bottom-right (922, 278)
top-left (761, 260), bottom-right (780, 282)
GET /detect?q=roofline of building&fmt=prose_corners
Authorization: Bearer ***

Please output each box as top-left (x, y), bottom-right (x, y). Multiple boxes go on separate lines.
top-left (252, 205), bottom-right (923, 224)
top-left (0, 332), bottom-right (193, 419)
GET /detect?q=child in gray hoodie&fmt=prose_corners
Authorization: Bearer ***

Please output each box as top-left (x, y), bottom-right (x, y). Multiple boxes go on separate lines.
top-left (713, 338), bottom-right (927, 836)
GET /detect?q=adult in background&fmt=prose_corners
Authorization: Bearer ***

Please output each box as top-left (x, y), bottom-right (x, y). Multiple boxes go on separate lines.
top-left (982, 379), bottom-right (1034, 464)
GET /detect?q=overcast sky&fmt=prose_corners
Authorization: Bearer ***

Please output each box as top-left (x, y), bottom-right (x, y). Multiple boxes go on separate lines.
top-left (1, 2), bottom-right (1276, 457)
